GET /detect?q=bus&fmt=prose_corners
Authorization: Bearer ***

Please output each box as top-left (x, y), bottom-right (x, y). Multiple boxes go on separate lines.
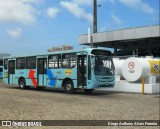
top-left (3, 48), bottom-right (115, 93)
top-left (0, 66), bottom-right (3, 78)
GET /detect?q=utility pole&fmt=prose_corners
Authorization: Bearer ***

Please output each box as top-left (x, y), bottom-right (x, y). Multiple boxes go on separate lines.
top-left (93, 0), bottom-right (97, 33)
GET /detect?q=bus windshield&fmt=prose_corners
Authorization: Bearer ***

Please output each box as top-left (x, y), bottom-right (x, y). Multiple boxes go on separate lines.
top-left (94, 55), bottom-right (114, 76)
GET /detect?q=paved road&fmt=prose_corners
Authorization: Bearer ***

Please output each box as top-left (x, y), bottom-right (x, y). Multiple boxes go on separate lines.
top-left (0, 79), bottom-right (159, 129)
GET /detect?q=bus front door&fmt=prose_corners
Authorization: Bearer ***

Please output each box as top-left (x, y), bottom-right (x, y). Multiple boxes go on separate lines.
top-left (37, 58), bottom-right (47, 86)
top-left (8, 60), bottom-right (15, 84)
top-left (77, 55), bottom-right (87, 88)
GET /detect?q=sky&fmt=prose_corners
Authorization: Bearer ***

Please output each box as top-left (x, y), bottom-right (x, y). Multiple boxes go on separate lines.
top-left (0, 0), bottom-right (159, 56)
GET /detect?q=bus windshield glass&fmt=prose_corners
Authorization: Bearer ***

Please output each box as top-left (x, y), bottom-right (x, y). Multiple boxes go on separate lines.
top-left (94, 55), bottom-right (114, 76)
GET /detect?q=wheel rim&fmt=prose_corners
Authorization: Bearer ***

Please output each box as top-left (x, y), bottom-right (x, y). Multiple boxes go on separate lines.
top-left (66, 84), bottom-right (72, 91)
top-left (20, 81), bottom-right (24, 88)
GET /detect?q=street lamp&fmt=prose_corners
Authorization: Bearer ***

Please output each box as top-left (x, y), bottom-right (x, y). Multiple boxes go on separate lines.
top-left (93, 0), bottom-right (101, 33)
top-left (93, 0), bottom-right (97, 33)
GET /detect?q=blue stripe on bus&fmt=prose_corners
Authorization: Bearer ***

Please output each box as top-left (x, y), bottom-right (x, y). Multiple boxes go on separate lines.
top-left (47, 69), bottom-right (56, 86)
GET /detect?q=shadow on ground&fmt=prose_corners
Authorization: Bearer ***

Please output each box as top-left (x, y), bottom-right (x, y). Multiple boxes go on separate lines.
top-left (3, 84), bottom-right (120, 97)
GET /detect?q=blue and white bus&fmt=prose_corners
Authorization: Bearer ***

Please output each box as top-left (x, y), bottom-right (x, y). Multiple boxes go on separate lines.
top-left (0, 66), bottom-right (3, 78)
top-left (3, 48), bottom-right (115, 93)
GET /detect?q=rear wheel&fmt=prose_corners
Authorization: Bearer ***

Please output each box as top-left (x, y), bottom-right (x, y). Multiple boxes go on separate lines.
top-left (19, 78), bottom-right (29, 89)
top-left (64, 80), bottom-right (75, 94)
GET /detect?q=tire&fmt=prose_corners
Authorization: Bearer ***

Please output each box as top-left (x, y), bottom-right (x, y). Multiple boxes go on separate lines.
top-left (19, 78), bottom-right (28, 89)
top-left (84, 89), bottom-right (94, 93)
top-left (64, 80), bottom-right (75, 94)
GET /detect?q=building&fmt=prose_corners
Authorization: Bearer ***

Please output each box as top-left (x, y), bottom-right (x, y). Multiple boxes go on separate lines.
top-left (48, 45), bottom-right (73, 52)
top-left (79, 25), bottom-right (160, 93)
top-left (78, 25), bottom-right (160, 57)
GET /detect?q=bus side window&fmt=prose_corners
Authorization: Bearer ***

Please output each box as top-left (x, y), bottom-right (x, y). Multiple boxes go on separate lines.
top-left (4, 59), bottom-right (8, 70)
top-left (0, 67), bottom-right (3, 72)
top-left (70, 54), bottom-right (76, 68)
top-left (16, 57), bottom-right (25, 69)
top-left (48, 55), bottom-right (61, 68)
top-left (0, 60), bottom-right (3, 66)
top-left (26, 57), bottom-right (36, 69)
top-left (62, 54), bottom-right (76, 68)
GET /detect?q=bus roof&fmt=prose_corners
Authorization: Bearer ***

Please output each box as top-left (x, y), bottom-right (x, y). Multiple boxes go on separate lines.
top-left (3, 48), bottom-right (111, 59)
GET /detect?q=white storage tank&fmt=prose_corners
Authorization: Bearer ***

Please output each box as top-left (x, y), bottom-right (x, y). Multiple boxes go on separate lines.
top-left (122, 57), bottom-right (160, 82)
top-left (113, 58), bottom-right (124, 77)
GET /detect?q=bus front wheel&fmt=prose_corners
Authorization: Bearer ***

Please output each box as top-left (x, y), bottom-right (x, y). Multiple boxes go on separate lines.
top-left (64, 80), bottom-right (75, 94)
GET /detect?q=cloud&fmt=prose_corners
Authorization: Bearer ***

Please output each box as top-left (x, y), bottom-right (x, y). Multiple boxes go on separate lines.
top-left (110, 0), bottom-right (116, 4)
top-left (0, 0), bottom-right (43, 25)
top-left (140, 3), bottom-right (155, 14)
top-left (100, 23), bottom-right (112, 31)
top-left (22, 0), bottom-right (44, 3)
top-left (113, 0), bottom-right (155, 14)
top-left (46, 7), bottom-right (59, 19)
top-left (23, 0), bottom-right (44, 3)
top-left (7, 27), bottom-right (22, 39)
top-left (111, 14), bottom-right (123, 25)
top-left (73, 0), bottom-right (92, 6)
top-left (60, 0), bottom-right (93, 23)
